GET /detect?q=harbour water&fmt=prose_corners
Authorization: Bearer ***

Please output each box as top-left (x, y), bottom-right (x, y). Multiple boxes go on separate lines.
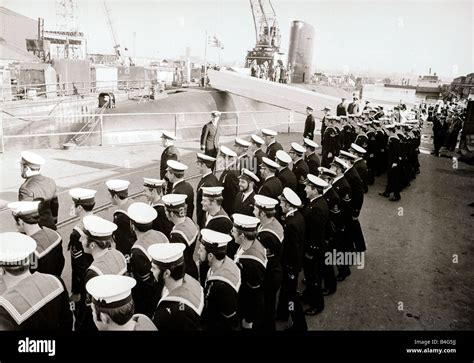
top-left (362, 84), bottom-right (437, 106)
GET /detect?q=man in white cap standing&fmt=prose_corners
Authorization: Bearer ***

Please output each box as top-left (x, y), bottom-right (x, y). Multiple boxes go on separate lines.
top-left (106, 179), bottom-right (136, 258)
top-left (217, 146), bottom-right (240, 216)
top-left (18, 151), bottom-right (59, 230)
top-left (198, 229), bottom-right (241, 331)
top-left (289, 142), bottom-right (310, 205)
top-left (258, 157), bottom-right (283, 201)
top-left (160, 130), bottom-right (179, 180)
top-left (200, 110), bottom-right (221, 159)
top-left (166, 160), bottom-right (195, 219)
top-left (195, 153), bottom-right (220, 229)
top-left (261, 128), bottom-right (282, 161)
top-left (148, 243), bottom-right (204, 331)
top-left (142, 178), bottom-right (173, 238)
top-left (8, 200), bottom-right (65, 277)
top-left (234, 137), bottom-right (252, 172)
top-left (249, 134), bottom-right (266, 179)
top-left (303, 106), bottom-right (315, 140)
top-left (128, 202), bottom-right (169, 318)
top-left (276, 150), bottom-right (297, 192)
top-left (276, 188), bottom-right (308, 331)
top-left (233, 168), bottom-right (259, 216)
top-left (86, 275), bottom-right (156, 330)
top-left (232, 214), bottom-right (267, 330)
top-left (0, 232), bottom-right (72, 330)
top-left (304, 138), bottom-right (321, 175)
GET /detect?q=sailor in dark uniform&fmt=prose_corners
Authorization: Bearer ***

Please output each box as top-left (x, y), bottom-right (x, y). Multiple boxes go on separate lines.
top-left (162, 194), bottom-right (199, 280)
top-left (200, 110), bottom-right (221, 159)
top-left (234, 137), bottom-right (252, 172)
top-left (379, 125), bottom-right (402, 201)
top-left (76, 215), bottom-right (128, 331)
top-left (0, 232), bottom-right (72, 331)
top-left (321, 117), bottom-right (340, 168)
top-left (166, 160), bottom-right (195, 219)
top-left (254, 194), bottom-right (283, 331)
top-left (249, 134), bottom-right (266, 180)
top-left (143, 177), bottom-right (173, 238)
top-left (373, 120), bottom-right (388, 176)
top-left (257, 157), bottom-right (283, 200)
top-left (67, 188), bottom-right (95, 308)
top-left (349, 143), bottom-right (369, 193)
top-left (304, 138), bottom-right (321, 175)
top-left (275, 188), bottom-right (308, 331)
top-left (148, 243), bottom-right (204, 331)
top-left (276, 150), bottom-right (297, 192)
top-left (18, 151), bottom-right (59, 230)
top-left (128, 202), bottom-right (169, 318)
top-left (365, 122), bottom-right (377, 185)
top-left (106, 179), bottom-right (136, 259)
top-left (301, 174), bottom-right (329, 316)
top-left (196, 153), bottom-right (219, 229)
top-left (86, 275), bottom-right (157, 330)
top-left (8, 201), bottom-right (64, 277)
top-left (289, 142), bottom-right (310, 206)
top-left (303, 106), bottom-right (315, 140)
top-left (234, 168), bottom-right (259, 216)
top-left (232, 214), bottom-right (267, 330)
top-left (320, 107), bottom-right (331, 141)
top-left (262, 128), bottom-right (283, 161)
top-left (218, 146), bottom-right (240, 216)
top-left (198, 229), bottom-right (241, 331)
top-left (159, 130), bottom-right (179, 183)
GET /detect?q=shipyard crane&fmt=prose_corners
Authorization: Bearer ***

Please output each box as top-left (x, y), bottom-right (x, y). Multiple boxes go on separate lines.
top-left (245, 0), bottom-right (282, 68)
top-left (103, 0), bottom-right (134, 66)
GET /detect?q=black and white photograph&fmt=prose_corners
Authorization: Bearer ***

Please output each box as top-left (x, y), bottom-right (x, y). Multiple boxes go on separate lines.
top-left (0, 0), bottom-right (472, 360)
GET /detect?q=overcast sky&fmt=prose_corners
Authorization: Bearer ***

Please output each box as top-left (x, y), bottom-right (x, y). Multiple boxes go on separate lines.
top-left (2, 0), bottom-right (473, 78)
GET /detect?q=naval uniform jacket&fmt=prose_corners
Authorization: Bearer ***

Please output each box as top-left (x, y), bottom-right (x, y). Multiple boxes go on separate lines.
top-left (305, 152), bottom-right (321, 175)
top-left (281, 209), bottom-right (306, 273)
top-left (151, 202), bottom-right (174, 239)
top-left (171, 180), bottom-right (195, 219)
top-left (0, 273), bottom-right (72, 331)
top-left (200, 121), bottom-right (220, 155)
top-left (219, 168), bottom-right (239, 216)
top-left (303, 114), bottom-right (315, 140)
top-left (323, 186), bottom-right (344, 238)
top-left (130, 230), bottom-right (169, 317)
top-left (202, 256), bottom-right (241, 331)
top-left (253, 148), bottom-right (266, 179)
top-left (293, 158), bottom-right (309, 203)
top-left (30, 227), bottom-right (65, 277)
top-left (234, 240), bottom-right (267, 325)
top-left (196, 172), bottom-right (220, 229)
top-left (170, 217), bottom-right (199, 280)
top-left (331, 175), bottom-right (353, 228)
top-left (153, 274), bottom-right (204, 331)
top-left (266, 141), bottom-right (283, 161)
top-left (112, 199), bottom-right (136, 258)
top-left (160, 144), bottom-right (179, 179)
top-left (277, 167), bottom-right (297, 192)
top-left (257, 218), bottom-right (284, 285)
top-left (19, 174), bottom-right (59, 230)
top-left (233, 190), bottom-right (255, 216)
top-left (303, 195), bottom-right (329, 253)
top-left (69, 221), bottom-right (93, 295)
top-left (344, 166), bottom-right (364, 217)
top-left (204, 208), bottom-right (233, 234)
top-left (353, 158), bottom-right (368, 193)
top-left (257, 175), bottom-right (283, 200)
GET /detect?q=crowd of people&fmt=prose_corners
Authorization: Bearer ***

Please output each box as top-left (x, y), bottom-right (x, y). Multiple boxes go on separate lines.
top-left (249, 60), bottom-right (291, 83)
top-left (0, 103), bottom-right (428, 332)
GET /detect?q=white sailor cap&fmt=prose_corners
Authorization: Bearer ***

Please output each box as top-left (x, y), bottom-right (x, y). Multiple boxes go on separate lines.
top-left (254, 194), bottom-right (278, 210)
top-left (7, 201), bottom-right (40, 217)
top-left (211, 110), bottom-right (221, 117)
top-left (251, 134), bottom-right (264, 146)
top-left (350, 143), bottom-right (366, 154)
top-left (202, 186), bottom-right (224, 198)
top-left (0, 232), bottom-right (37, 265)
top-left (69, 188), bottom-right (97, 204)
top-left (86, 275), bottom-right (136, 308)
top-left (239, 168), bottom-right (260, 183)
top-left (279, 187), bottom-right (302, 207)
top-left (127, 202), bottom-right (158, 224)
top-left (83, 215), bottom-right (117, 237)
top-left (332, 156), bottom-right (350, 170)
top-left (364, 121), bottom-right (373, 126)
top-left (321, 107), bottom-right (331, 112)
top-left (106, 179), bottom-right (130, 192)
top-left (232, 213), bottom-right (260, 231)
top-left (306, 105), bottom-right (314, 111)
top-left (385, 124), bottom-right (396, 130)
top-left (290, 142), bottom-right (306, 155)
top-left (261, 157), bottom-right (280, 171)
top-left (143, 177), bottom-right (166, 189)
top-left (200, 228), bottom-right (232, 251)
top-left (161, 130), bottom-right (176, 140)
top-left (196, 153), bottom-right (216, 166)
top-left (339, 150), bottom-right (358, 160)
top-left (148, 243), bottom-right (185, 267)
top-left (340, 115), bottom-right (348, 120)
top-left (20, 151), bottom-right (45, 167)
top-left (234, 137), bottom-right (251, 148)
top-left (303, 138), bottom-right (319, 149)
top-left (276, 150), bottom-right (292, 165)
top-left (166, 160), bottom-right (188, 172)
top-left (261, 128), bottom-right (277, 137)
top-left (318, 166), bottom-right (337, 178)
top-left (305, 174), bottom-right (329, 189)
top-left (219, 145), bottom-right (237, 158)
top-left (162, 194), bottom-right (187, 209)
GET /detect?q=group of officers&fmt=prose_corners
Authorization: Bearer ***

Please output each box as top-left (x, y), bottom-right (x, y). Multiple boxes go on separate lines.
top-left (0, 106), bottom-right (422, 332)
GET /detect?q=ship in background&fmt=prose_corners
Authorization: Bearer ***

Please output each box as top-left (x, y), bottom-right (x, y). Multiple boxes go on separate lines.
top-left (415, 69), bottom-right (442, 95)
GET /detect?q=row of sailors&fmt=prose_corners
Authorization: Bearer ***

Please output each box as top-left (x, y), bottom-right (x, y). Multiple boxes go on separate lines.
top-left (0, 146), bottom-right (370, 331)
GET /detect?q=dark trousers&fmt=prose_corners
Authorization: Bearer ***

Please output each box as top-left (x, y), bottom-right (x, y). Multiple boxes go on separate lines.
top-left (322, 238), bottom-right (337, 292)
top-left (205, 148), bottom-right (218, 171)
top-left (349, 219), bottom-right (366, 252)
top-left (384, 166), bottom-right (401, 198)
top-left (276, 270), bottom-right (308, 330)
top-left (262, 261), bottom-right (282, 331)
top-left (336, 227), bottom-right (352, 278)
top-left (302, 249), bottom-right (325, 310)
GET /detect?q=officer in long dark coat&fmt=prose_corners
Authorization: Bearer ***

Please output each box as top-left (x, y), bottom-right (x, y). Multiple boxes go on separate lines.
top-left (321, 118), bottom-right (341, 168)
top-left (303, 106), bottom-right (315, 140)
top-left (18, 151), bottom-right (59, 230)
top-left (201, 111), bottom-right (221, 158)
top-left (379, 125), bottom-right (402, 201)
top-left (349, 143), bottom-right (369, 193)
top-left (159, 131), bottom-right (179, 180)
top-left (289, 142), bottom-right (310, 206)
